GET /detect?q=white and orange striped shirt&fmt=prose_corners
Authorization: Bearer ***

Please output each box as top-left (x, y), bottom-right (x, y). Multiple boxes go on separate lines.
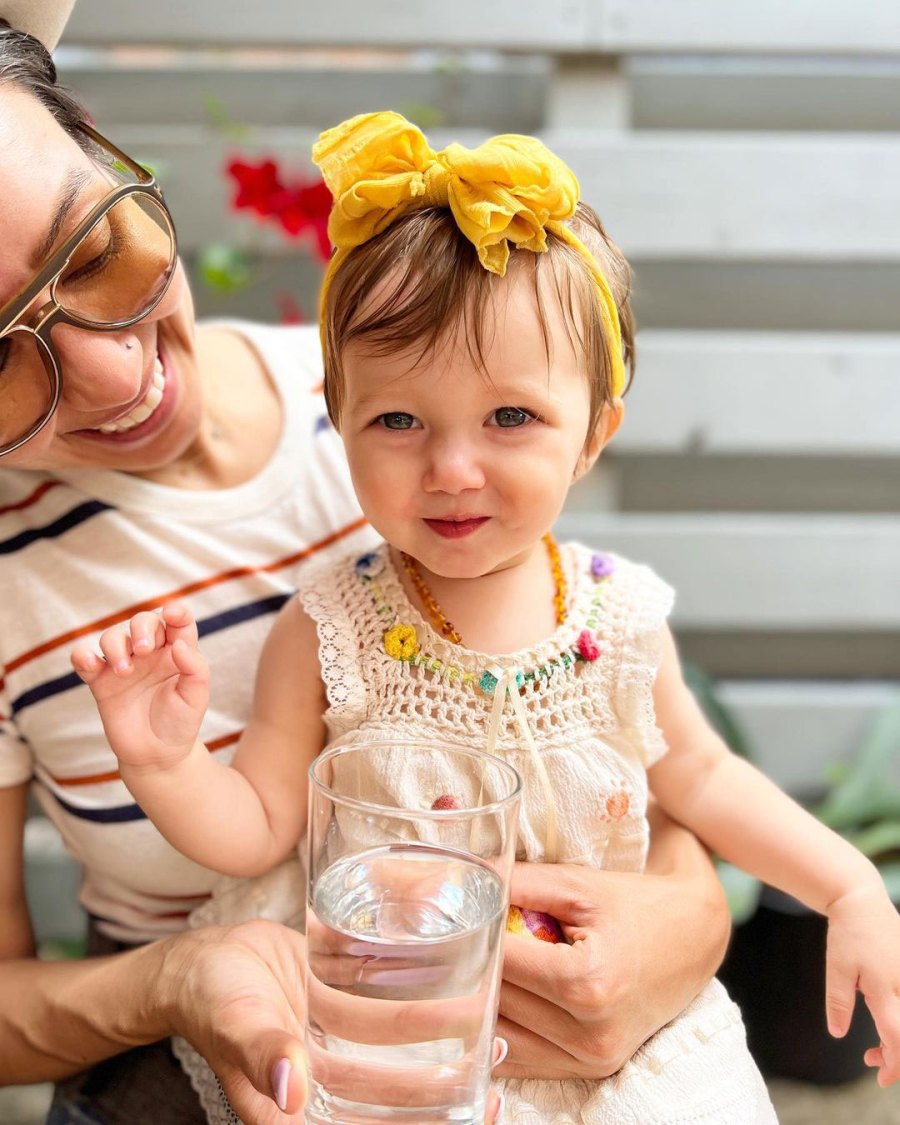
top-left (0, 321), bottom-right (375, 943)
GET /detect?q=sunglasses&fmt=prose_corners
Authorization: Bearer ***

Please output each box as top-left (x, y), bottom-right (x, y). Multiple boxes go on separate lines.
top-left (0, 123), bottom-right (177, 455)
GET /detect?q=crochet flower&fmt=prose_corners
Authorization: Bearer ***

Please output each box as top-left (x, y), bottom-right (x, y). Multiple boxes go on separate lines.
top-left (355, 551), bottom-right (385, 579)
top-left (590, 552), bottom-right (615, 580)
top-left (384, 623), bottom-right (419, 660)
top-left (576, 629), bottom-right (600, 661)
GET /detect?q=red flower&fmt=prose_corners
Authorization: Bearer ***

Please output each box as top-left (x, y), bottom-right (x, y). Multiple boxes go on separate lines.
top-left (272, 179), bottom-right (333, 261)
top-left (226, 158), bottom-right (283, 218)
top-left (576, 629), bottom-right (600, 662)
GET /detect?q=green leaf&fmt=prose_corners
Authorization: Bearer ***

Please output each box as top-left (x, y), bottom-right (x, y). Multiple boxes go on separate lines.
top-left (877, 862), bottom-right (900, 904)
top-left (196, 244), bottom-right (253, 294)
top-left (717, 861), bottom-right (762, 925)
top-left (815, 693), bottom-right (900, 830)
top-left (683, 662), bottom-right (755, 761)
top-left (842, 820), bottom-right (900, 860)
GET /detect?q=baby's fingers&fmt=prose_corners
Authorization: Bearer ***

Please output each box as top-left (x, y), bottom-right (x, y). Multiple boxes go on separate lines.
top-left (71, 644), bottom-right (105, 684)
top-left (825, 947), bottom-right (859, 1038)
top-left (130, 610), bottom-right (166, 656)
top-left (866, 996), bottom-right (900, 1086)
top-left (170, 638), bottom-right (210, 712)
top-left (161, 602), bottom-right (199, 649)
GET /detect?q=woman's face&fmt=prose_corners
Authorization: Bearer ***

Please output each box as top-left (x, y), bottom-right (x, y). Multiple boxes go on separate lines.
top-left (0, 86), bottom-right (203, 473)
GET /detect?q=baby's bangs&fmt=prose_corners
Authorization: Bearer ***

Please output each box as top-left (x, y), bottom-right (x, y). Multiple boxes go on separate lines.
top-left (329, 209), bottom-right (497, 377)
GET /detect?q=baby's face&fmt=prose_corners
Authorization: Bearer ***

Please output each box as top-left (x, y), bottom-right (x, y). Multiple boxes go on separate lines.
top-left (339, 266), bottom-right (606, 580)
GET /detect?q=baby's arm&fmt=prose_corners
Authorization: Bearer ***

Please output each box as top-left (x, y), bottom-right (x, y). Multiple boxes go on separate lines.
top-left (71, 598), bottom-right (325, 877)
top-left (649, 626), bottom-right (900, 1085)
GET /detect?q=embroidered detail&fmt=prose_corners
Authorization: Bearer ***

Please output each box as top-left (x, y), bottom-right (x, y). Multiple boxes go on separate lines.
top-left (591, 552), bottom-right (615, 580)
top-left (358, 547), bottom-right (614, 695)
top-left (430, 794), bottom-right (461, 810)
top-left (384, 623), bottom-right (419, 660)
top-left (479, 670), bottom-right (499, 695)
top-left (604, 784), bottom-right (631, 819)
top-left (355, 551), bottom-right (385, 579)
top-left (576, 629), bottom-right (600, 661)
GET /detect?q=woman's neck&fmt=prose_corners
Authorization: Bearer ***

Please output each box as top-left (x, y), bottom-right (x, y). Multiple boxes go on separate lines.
top-left (392, 541), bottom-right (561, 656)
top-left (138, 326), bottom-right (283, 490)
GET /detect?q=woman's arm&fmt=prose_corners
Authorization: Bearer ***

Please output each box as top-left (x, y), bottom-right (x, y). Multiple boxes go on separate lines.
top-left (496, 805), bottom-right (729, 1079)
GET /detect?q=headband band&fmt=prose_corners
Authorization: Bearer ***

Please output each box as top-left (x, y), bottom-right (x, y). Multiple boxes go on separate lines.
top-left (313, 111), bottom-right (626, 397)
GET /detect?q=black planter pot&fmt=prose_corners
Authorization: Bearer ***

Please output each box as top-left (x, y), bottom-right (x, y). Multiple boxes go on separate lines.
top-left (718, 886), bottom-right (879, 1085)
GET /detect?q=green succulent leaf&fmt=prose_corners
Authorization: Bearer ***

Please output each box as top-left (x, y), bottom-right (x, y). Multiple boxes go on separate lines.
top-left (717, 861), bottom-right (762, 925)
top-left (196, 244), bottom-right (253, 294)
top-left (815, 693), bottom-right (900, 830)
top-left (878, 862), bottom-right (900, 904)
top-left (841, 820), bottom-right (900, 860)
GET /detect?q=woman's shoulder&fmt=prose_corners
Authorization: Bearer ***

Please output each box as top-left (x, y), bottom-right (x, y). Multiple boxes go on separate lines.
top-left (198, 319), bottom-right (323, 393)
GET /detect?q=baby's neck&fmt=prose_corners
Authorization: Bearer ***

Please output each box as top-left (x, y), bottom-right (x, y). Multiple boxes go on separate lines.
top-left (392, 541), bottom-right (562, 656)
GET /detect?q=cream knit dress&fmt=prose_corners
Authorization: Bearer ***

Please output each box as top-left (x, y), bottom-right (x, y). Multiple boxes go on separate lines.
top-left (176, 541), bottom-right (777, 1124)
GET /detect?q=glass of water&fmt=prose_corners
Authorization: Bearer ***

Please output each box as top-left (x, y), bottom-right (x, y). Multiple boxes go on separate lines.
top-left (305, 740), bottom-right (522, 1125)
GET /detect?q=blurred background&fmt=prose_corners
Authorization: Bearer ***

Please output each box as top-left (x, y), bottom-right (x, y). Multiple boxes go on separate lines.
top-left (9, 2), bottom-right (900, 1122)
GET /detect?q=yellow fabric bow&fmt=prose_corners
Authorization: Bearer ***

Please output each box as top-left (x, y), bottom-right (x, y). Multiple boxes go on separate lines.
top-left (313, 111), bottom-right (625, 396)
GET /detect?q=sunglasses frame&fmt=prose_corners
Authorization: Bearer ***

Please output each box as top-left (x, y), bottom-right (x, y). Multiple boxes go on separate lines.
top-left (0, 123), bottom-right (178, 456)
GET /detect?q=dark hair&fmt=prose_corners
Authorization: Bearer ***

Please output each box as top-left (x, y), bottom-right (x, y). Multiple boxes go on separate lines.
top-left (0, 19), bottom-right (92, 146)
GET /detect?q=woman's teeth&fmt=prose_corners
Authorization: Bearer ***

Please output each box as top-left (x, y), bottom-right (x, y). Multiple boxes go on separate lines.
top-left (97, 357), bottom-right (165, 434)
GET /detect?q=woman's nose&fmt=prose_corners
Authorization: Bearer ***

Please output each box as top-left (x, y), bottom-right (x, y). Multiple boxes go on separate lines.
top-left (422, 437), bottom-right (486, 495)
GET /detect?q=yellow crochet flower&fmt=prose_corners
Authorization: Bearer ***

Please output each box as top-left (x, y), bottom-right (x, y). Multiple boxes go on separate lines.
top-left (384, 623), bottom-right (419, 661)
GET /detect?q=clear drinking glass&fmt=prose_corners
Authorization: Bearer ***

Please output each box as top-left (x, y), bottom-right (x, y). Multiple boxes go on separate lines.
top-left (305, 740), bottom-right (522, 1125)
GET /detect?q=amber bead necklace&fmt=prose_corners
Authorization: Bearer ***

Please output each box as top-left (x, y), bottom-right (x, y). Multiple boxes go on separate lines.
top-left (399, 533), bottom-right (568, 646)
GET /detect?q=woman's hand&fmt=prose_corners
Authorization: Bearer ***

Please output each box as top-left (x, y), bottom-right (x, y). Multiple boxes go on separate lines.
top-left (159, 920), bottom-right (505, 1122)
top-left (495, 808), bottom-right (730, 1080)
top-left (71, 603), bottom-right (209, 772)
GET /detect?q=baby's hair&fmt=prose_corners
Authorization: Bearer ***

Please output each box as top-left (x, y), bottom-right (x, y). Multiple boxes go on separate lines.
top-left (322, 201), bottom-right (635, 443)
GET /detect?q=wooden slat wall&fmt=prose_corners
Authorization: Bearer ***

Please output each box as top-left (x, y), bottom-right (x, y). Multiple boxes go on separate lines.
top-left (49, 7), bottom-right (900, 795)
top-left (65, 0), bottom-right (900, 54)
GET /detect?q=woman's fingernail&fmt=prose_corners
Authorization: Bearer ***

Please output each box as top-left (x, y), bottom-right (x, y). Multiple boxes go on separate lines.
top-left (495, 1090), bottom-right (506, 1123)
top-left (271, 1058), bottom-right (291, 1112)
top-left (492, 1036), bottom-right (509, 1067)
top-left (134, 637), bottom-right (152, 653)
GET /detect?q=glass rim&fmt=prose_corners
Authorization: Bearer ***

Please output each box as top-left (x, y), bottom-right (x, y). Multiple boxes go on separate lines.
top-left (309, 740), bottom-right (522, 820)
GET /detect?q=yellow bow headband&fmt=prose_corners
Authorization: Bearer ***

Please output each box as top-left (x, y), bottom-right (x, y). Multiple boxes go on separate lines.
top-left (312, 111), bottom-right (626, 397)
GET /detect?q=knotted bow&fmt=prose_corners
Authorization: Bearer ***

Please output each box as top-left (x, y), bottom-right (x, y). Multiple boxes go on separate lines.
top-left (484, 666), bottom-right (559, 865)
top-left (313, 111), bottom-right (626, 396)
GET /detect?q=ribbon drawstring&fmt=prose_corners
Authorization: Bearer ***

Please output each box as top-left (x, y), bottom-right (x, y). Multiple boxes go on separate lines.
top-left (484, 666), bottom-right (559, 864)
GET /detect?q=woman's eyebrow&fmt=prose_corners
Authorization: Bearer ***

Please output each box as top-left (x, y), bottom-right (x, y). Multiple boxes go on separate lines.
top-left (31, 166), bottom-right (94, 269)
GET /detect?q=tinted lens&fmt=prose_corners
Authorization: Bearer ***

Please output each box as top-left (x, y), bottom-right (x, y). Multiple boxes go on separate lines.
top-left (0, 331), bottom-right (55, 452)
top-left (55, 192), bottom-right (175, 326)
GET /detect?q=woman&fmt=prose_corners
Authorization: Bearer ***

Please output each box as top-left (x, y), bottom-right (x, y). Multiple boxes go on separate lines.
top-left (0, 6), bottom-right (732, 1123)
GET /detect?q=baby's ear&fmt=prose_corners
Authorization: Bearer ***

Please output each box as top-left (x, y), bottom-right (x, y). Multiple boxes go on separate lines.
top-left (575, 397), bottom-right (624, 480)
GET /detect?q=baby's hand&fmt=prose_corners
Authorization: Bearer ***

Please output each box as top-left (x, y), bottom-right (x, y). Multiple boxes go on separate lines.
top-left (826, 883), bottom-right (900, 1087)
top-left (71, 603), bottom-right (209, 773)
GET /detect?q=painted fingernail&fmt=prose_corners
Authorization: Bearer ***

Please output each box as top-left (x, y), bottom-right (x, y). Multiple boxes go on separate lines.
top-left (492, 1037), bottom-right (509, 1067)
top-left (134, 637), bottom-right (152, 653)
top-left (114, 660), bottom-right (131, 674)
top-left (271, 1057), bottom-right (291, 1112)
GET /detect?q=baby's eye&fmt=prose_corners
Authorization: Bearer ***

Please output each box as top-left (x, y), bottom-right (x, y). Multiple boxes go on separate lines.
top-left (491, 407), bottom-right (534, 429)
top-left (378, 412), bottom-right (419, 430)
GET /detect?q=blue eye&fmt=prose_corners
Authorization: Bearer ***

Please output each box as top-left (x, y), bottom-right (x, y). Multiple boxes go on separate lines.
top-left (378, 412), bottom-right (417, 430)
top-left (492, 407), bottom-right (533, 428)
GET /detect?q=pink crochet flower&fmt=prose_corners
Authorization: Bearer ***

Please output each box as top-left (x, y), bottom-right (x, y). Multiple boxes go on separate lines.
top-left (576, 629), bottom-right (600, 661)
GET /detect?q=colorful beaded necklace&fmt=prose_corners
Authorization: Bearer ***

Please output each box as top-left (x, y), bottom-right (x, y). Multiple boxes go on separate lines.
top-left (399, 532), bottom-right (568, 646)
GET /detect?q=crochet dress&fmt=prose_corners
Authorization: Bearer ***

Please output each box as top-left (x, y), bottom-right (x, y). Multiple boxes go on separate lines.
top-left (176, 541), bottom-right (777, 1124)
